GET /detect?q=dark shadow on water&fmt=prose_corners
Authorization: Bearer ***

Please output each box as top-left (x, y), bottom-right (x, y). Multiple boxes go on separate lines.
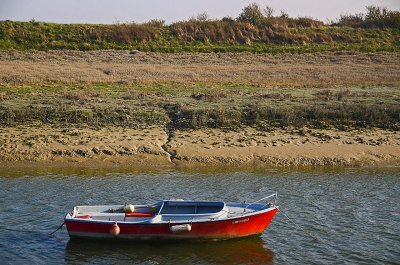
top-left (65, 236), bottom-right (275, 265)
top-left (2, 164), bottom-right (399, 178)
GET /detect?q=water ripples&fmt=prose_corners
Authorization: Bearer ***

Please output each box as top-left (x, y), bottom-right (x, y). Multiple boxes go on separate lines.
top-left (0, 168), bottom-right (399, 264)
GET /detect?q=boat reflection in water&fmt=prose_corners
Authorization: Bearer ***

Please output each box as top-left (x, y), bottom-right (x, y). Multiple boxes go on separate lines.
top-left (64, 236), bottom-right (275, 265)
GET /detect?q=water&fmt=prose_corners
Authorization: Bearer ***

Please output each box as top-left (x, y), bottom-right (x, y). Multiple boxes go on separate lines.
top-left (0, 167), bottom-right (399, 264)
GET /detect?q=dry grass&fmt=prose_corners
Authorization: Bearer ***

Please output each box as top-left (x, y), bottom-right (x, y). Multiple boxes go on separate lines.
top-left (0, 51), bottom-right (399, 130)
top-left (122, 89), bottom-right (147, 100)
top-left (0, 51), bottom-right (399, 87)
top-left (0, 92), bottom-right (7, 101)
top-left (191, 92), bottom-right (227, 102)
top-left (64, 89), bottom-right (99, 101)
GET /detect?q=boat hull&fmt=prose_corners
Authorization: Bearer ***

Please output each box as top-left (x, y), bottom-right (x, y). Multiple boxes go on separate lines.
top-left (66, 208), bottom-right (278, 241)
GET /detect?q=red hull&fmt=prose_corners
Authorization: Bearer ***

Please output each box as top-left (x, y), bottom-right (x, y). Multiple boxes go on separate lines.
top-left (66, 208), bottom-right (277, 240)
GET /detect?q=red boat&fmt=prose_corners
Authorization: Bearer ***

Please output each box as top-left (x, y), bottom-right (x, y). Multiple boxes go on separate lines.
top-left (65, 193), bottom-right (278, 241)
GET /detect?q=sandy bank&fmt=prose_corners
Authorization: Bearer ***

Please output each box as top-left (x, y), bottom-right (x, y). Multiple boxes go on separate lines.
top-left (167, 128), bottom-right (400, 167)
top-left (0, 126), bottom-right (399, 168)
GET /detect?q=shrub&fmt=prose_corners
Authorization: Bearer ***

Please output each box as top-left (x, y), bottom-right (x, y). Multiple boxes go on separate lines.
top-left (336, 6), bottom-right (400, 28)
top-left (287, 17), bottom-right (324, 28)
top-left (237, 3), bottom-right (265, 25)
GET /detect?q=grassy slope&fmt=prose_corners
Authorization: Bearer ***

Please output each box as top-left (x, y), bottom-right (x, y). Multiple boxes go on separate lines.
top-left (0, 21), bottom-right (399, 53)
top-left (0, 21), bottom-right (398, 130)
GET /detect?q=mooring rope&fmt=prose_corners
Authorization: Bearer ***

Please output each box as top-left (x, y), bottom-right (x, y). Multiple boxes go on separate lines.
top-left (277, 207), bottom-right (321, 241)
top-left (0, 221), bottom-right (66, 236)
top-left (49, 221), bottom-right (65, 235)
top-left (277, 207), bottom-right (303, 230)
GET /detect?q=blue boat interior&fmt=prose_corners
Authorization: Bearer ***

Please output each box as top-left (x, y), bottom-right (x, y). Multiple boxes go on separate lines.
top-left (159, 201), bottom-right (225, 215)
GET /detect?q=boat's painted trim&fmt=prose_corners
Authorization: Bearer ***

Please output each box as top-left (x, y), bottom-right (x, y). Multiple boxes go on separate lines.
top-left (65, 205), bottom-right (276, 225)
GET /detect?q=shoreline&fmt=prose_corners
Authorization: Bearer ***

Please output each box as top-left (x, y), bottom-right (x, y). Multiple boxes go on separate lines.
top-left (1, 51), bottom-right (399, 169)
top-left (1, 125), bottom-right (399, 168)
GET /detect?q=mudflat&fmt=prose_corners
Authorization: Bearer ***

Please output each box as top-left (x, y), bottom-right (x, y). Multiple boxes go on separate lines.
top-left (0, 126), bottom-right (399, 167)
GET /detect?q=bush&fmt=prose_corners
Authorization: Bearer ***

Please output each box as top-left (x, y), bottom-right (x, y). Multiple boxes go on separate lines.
top-left (237, 3), bottom-right (265, 25)
top-left (336, 6), bottom-right (400, 28)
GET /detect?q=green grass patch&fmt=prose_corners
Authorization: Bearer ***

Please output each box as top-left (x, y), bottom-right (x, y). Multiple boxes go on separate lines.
top-left (1, 83), bottom-right (399, 130)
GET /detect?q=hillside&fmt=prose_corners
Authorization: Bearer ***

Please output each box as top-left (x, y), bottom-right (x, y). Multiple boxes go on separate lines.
top-left (1, 5), bottom-right (399, 53)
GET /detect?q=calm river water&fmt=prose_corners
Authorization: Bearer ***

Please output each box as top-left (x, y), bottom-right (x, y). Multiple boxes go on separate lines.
top-left (0, 167), bottom-right (399, 264)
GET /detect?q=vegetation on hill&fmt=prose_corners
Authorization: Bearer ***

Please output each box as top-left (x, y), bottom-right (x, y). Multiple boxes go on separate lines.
top-left (0, 4), bottom-right (399, 53)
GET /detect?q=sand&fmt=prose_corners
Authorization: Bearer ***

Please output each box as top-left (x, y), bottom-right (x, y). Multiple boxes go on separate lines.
top-left (0, 125), bottom-right (398, 168)
top-left (166, 128), bottom-right (400, 167)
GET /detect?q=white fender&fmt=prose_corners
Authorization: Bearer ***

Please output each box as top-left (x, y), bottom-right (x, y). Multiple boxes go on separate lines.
top-left (170, 224), bottom-right (191, 233)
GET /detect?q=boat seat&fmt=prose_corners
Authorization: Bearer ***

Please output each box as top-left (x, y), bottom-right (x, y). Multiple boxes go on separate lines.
top-left (125, 212), bottom-right (155, 218)
top-left (74, 215), bottom-right (91, 219)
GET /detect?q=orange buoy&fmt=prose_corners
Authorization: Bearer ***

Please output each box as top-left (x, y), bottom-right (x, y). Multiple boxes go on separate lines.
top-left (109, 222), bottom-right (120, 236)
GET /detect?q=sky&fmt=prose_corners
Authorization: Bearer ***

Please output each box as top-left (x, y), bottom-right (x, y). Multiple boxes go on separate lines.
top-left (0, 0), bottom-right (399, 24)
